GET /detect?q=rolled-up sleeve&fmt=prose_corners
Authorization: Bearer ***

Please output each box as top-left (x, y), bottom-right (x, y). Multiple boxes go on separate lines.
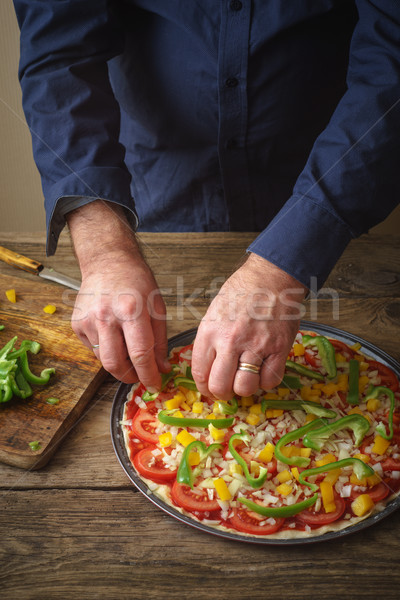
top-left (14, 0), bottom-right (137, 254)
top-left (249, 0), bottom-right (400, 288)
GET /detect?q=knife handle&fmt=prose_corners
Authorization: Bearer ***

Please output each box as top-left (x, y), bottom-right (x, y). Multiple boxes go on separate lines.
top-left (0, 245), bottom-right (42, 274)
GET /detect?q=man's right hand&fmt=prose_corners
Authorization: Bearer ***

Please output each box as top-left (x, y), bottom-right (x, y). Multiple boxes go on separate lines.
top-left (66, 200), bottom-right (170, 389)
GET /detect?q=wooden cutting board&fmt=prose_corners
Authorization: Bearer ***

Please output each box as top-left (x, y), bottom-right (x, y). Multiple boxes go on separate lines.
top-left (0, 272), bottom-right (106, 469)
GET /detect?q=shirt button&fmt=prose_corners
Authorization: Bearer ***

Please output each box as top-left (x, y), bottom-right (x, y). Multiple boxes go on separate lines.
top-left (230, 0), bottom-right (243, 10)
top-left (225, 77), bottom-right (238, 88)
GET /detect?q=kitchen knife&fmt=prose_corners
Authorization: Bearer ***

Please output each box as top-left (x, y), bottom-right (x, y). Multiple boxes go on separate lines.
top-left (0, 245), bottom-right (81, 291)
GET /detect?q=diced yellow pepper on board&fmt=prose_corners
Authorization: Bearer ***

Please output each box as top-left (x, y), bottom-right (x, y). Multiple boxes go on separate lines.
top-left (258, 442), bottom-right (275, 463)
top-left (213, 478), bottom-right (232, 501)
top-left (372, 435), bottom-right (390, 455)
top-left (351, 494), bottom-right (374, 517)
top-left (176, 430), bottom-right (196, 447)
top-left (5, 289), bottom-right (16, 303)
top-left (43, 304), bottom-right (56, 314)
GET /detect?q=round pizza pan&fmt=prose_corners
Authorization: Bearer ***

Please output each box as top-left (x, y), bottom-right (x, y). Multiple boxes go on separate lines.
top-left (111, 321), bottom-right (400, 545)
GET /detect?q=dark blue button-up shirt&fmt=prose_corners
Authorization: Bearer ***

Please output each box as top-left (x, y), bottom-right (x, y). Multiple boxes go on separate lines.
top-left (14, 0), bottom-right (400, 287)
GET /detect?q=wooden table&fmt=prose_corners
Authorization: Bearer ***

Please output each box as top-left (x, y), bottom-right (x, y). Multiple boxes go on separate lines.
top-left (1, 231), bottom-right (399, 599)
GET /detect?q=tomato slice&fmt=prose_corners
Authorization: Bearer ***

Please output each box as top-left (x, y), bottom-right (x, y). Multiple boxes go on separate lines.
top-left (228, 507), bottom-right (285, 536)
top-left (330, 339), bottom-right (355, 360)
top-left (170, 481), bottom-right (220, 513)
top-left (350, 482), bottom-right (390, 502)
top-left (133, 447), bottom-right (177, 483)
top-left (365, 360), bottom-right (399, 392)
top-left (296, 495), bottom-right (346, 527)
top-left (130, 409), bottom-right (159, 445)
top-left (381, 458), bottom-right (400, 472)
top-left (304, 349), bottom-right (320, 369)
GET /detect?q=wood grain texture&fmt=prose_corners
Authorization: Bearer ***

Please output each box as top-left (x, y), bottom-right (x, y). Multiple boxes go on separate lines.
top-left (0, 273), bottom-right (105, 469)
top-left (0, 231), bottom-right (399, 600)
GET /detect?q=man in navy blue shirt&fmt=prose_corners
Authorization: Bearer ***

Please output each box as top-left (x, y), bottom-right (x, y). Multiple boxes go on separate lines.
top-left (14, 1), bottom-right (400, 399)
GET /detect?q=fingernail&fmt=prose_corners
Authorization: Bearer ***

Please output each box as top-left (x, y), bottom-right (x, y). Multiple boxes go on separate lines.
top-left (147, 386), bottom-right (159, 394)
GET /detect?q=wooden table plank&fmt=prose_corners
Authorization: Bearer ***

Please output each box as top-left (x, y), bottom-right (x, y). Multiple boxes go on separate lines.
top-left (0, 231), bottom-right (399, 599)
top-left (1, 489), bottom-right (400, 600)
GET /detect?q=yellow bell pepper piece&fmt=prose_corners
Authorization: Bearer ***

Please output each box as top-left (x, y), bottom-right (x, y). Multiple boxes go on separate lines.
top-left (336, 374), bottom-right (348, 392)
top-left (258, 442), bottom-right (275, 463)
top-left (321, 383), bottom-right (339, 396)
top-left (353, 453), bottom-right (370, 463)
top-left (358, 375), bottom-right (370, 393)
top-left (372, 435), bottom-right (390, 455)
top-left (351, 493), bottom-right (374, 517)
top-left (176, 430), bottom-right (196, 447)
top-left (320, 481), bottom-right (336, 513)
top-left (291, 467), bottom-right (300, 481)
top-left (276, 469), bottom-right (292, 483)
top-left (249, 403), bottom-right (262, 414)
top-left (265, 409), bottom-right (284, 419)
top-left (180, 401), bottom-right (191, 412)
top-left (213, 478), bottom-right (232, 501)
top-left (246, 413), bottom-right (260, 426)
top-left (208, 423), bottom-right (225, 441)
top-left (173, 410), bottom-right (183, 418)
top-left (5, 289), bottom-right (17, 303)
top-left (323, 468), bottom-right (341, 485)
top-left (335, 352), bottom-right (346, 363)
top-left (276, 483), bottom-right (293, 496)
top-left (241, 396), bottom-right (254, 407)
top-left (158, 432), bottom-right (173, 447)
top-left (351, 342), bottom-right (362, 351)
top-left (293, 343), bottom-right (305, 356)
top-left (165, 393), bottom-right (185, 410)
top-left (192, 401), bottom-right (204, 414)
top-left (188, 451), bottom-right (201, 466)
top-left (315, 453), bottom-right (337, 467)
top-left (185, 390), bottom-right (200, 405)
top-left (277, 387), bottom-right (290, 398)
top-left (263, 392), bottom-right (280, 400)
top-left (43, 304), bottom-right (56, 314)
top-left (229, 463), bottom-right (243, 476)
top-left (250, 461), bottom-right (260, 476)
top-left (300, 447), bottom-right (312, 458)
top-left (366, 397), bottom-right (381, 412)
top-left (348, 407), bottom-right (371, 424)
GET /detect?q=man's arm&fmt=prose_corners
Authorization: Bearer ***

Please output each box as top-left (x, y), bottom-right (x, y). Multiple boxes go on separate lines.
top-left (193, 0), bottom-right (400, 398)
top-left (66, 200), bottom-right (170, 388)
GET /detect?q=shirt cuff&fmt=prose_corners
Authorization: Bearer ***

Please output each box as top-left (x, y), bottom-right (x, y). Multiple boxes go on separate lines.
top-left (46, 196), bottom-right (138, 256)
top-left (247, 195), bottom-right (354, 290)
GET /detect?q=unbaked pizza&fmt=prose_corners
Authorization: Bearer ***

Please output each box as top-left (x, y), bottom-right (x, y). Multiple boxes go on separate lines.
top-left (121, 331), bottom-right (400, 539)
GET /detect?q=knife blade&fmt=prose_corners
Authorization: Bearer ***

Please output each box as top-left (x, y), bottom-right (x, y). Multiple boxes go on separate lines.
top-left (0, 245), bottom-right (81, 291)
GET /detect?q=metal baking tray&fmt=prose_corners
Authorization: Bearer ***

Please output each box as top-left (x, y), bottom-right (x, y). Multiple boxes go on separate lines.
top-left (111, 321), bottom-right (400, 544)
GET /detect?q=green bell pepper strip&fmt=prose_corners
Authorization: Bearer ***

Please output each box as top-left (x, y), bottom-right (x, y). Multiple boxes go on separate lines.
top-left (142, 390), bottom-right (159, 402)
top-left (228, 431), bottom-right (269, 489)
top-left (8, 373), bottom-right (31, 399)
top-left (7, 339), bottom-right (41, 360)
top-left (281, 374), bottom-right (303, 389)
top-left (302, 335), bottom-right (337, 379)
top-left (17, 351), bottom-right (55, 385)
top-left (346, 359), bottom-right (360, 405)
top-left (285, 360), bottom-right (324, 382)
top-left (161, 365), bottom-right (180, 389)
top-left (299, 457), bottom-right (375, 492)
top-left (238, 492), bottom-right (319, 518)
top-left (158, 409), bottom-right (234, 429)
top-left (302, 414), bottom-right (370, 451)
top-left (15, 367), bottom-right (32, 398)
top-left (274, 418), bottom-right (328, 467)
top-left (177, 440), bottom-right (223, 488)
top-left (173, 376), bottom-right (198, 391)
top-left (261, 398), bottom-right (337, 419)
top-left (0, 325), bottom-right (4, 331)
top-left (0, 357), bottom-right (17, 378)
top-left (0, 336), bottom-right (17, 360)
top-left (365, 386), bottom-right (395, 440)
top-left (0, 380), bottom-right (13, 403)
top-left (215, 397), bottom-right (238, 415)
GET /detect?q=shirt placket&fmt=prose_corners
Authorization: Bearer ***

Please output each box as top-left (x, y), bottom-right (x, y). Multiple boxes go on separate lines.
top-left (217, 0), bottom-right (253, 229)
